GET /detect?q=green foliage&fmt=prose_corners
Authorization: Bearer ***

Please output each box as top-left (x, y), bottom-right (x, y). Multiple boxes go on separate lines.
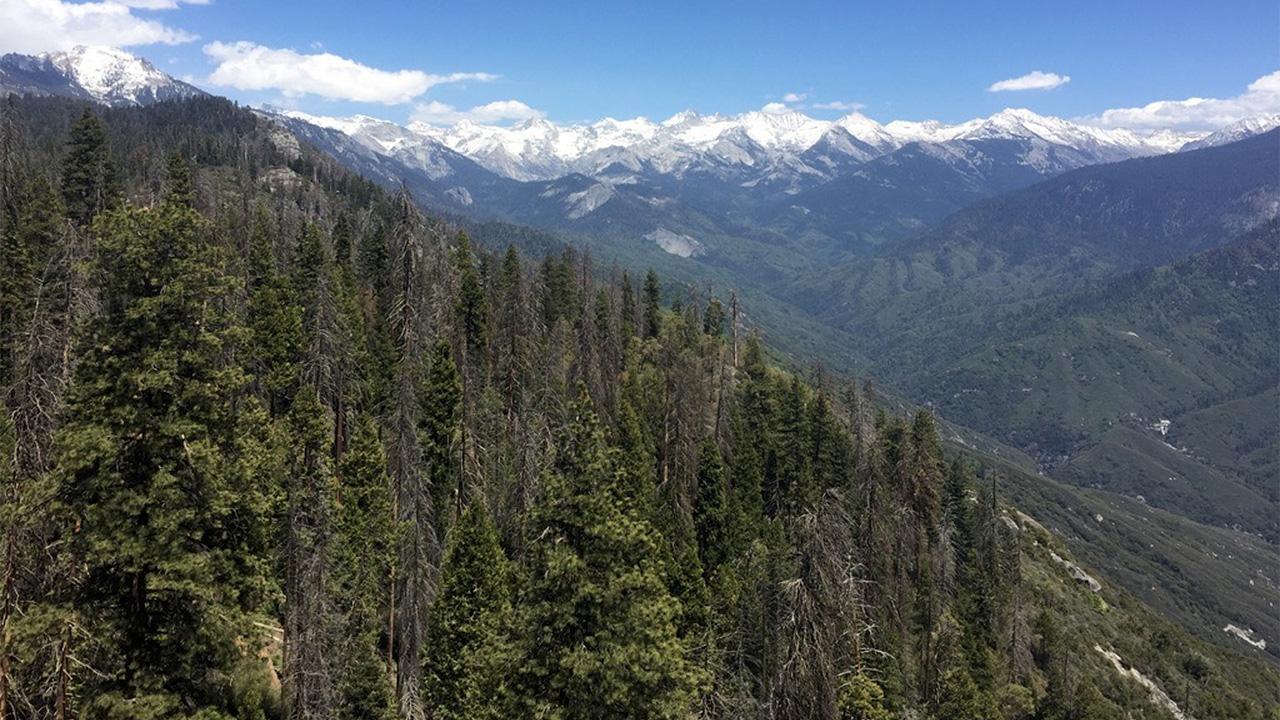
top-left (60, 107), bottom-right (118, 226)
top-left (838, 672), bottom-right (891, 720)
top-left (56, 200), bottom-right (254, 715)
top-left (642, 268), bottom-right (661, 338)
top-left (454, 231), bottom-right (489, 360)
top-left (932, 667), bottom-right (997, 720)
top-left (423, 501), bottom-right (510, 720)
top-left (420, 340), bottom-right (462, 527)
top-left (507, 391), bottom-right (697, 720)
top-left (334, 415), bottom-right (396, 720)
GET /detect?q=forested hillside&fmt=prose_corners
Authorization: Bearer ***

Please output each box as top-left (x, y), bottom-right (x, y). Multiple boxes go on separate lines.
top-left (783, 134), bottom-right (1279, 537)
top-left (0, 96), bottom-right (1276, 720)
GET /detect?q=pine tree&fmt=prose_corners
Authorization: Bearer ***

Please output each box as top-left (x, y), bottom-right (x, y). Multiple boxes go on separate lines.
top-left (60, 108), bottom-right (118, 226)
top-left (283, 390), bottom-right (339, 720)
top-left (643, 268), bottom-right (662, 338)
top-left (454, 231), bottom-right (489, 363)
top-left (56, 199), bottom-right (256, 717)
top-left (620, 271), bottom-right (637, 338)
top-left (839, 673), bottom-right (891, 720)
top-left (931, 667), bottom-right (996, 720)
top-left (703, 298), bottom-right (724, 337)
top-left (163, 151), bottom-right (194, 209)
top-left (246, 208), bottom-right (303, 415)
top-left (420, 340), bottom-right (462, 527)
top-left (694, 437), bottom-right (733, 578)
top-left (507, 390), bottom-right (696, 720)
top-left (334, 415), bottom-right (396, 720)
top-left (0, 177), bottom-right (62, 384)
top-left (423, 500), bottom-right (510, 720)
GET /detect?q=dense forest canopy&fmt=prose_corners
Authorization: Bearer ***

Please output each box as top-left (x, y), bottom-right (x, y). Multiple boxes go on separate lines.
top-left (0, 96), bottom-right (1275, 720)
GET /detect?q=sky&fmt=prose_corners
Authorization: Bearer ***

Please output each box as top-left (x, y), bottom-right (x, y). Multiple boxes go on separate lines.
top-left (2, 0), bottom-right (1279, 130)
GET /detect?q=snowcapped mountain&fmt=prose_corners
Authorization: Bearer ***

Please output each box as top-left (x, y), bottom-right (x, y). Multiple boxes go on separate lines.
top-left (0, 46), bottom-right (205, 107)
top-left (1181, 114), bottom-right (1280, 151)
top-left (308, 103), bottom-right (1209, 190)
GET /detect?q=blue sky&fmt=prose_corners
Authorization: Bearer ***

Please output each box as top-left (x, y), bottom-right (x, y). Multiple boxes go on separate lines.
top-left (4, 0), bottom-right (1279, 128)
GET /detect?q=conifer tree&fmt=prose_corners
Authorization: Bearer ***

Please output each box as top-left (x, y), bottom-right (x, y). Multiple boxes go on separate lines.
top-left (420, 340), bottom-right (462, 526)
top-left (839, 672), bottom-right (891, 720)
top-left (495, 245), bottom-right (527, 411)
top-left (453, 232), bottom-right (489, 363)
top-left (643, 268), bottom-right (662, 338)
top-left (56, 198), bottom-right (256, 717)
top-left (423, 500), bottom-right (510, 720)
top-left (283, 390), bottom-right (339, 720)
top-left (931, 667), bottom-right (996, 720)
top-left (694, 437), bottom-right (733, 578)
top-left (703, 298), bottom-right (724, 337)
top-left (621, 270), bottom-right (637, 338)
top-left (508, 390), bottom-right (696, 720)
top-left (163, 151), bottom-right (194, 209)
top-left (60, 108), bottom-right (118, 226)
top-left (334, 415), bottom-right (396, 720)
top-left (0, 178), bottom-right (62, 383)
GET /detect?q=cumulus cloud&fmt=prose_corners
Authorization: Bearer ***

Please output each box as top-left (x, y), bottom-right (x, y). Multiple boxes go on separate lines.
top-left (411, 99), bottom-right (545, 126)
top-left (987, 70), bottom-right (1071, 92)
top-left (0, 0), bottom-right (199, 53)
top-left (760, 102), bottom-right (790, 114)
top-left (1081, 70), bottom-right (1280, 131)
top-left (812, 100), bottom-right (865, 112)
top-left (781, 92), bottom-right (807, 103)
top-left (204, 41), bottom-right (497, 104)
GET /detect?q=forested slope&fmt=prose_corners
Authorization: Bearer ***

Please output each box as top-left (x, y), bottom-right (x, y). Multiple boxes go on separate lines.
top-left (0, 96), bottom-right (1275, 720)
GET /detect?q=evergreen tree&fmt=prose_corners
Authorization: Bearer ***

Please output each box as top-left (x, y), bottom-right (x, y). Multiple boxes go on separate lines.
top-left (163, 151), bottom-right (194, 209)
top-left (0, 177), bottom-right (62, 383)
top-left (423, 500), bottom-right (510, 720)
top-left (643, 268), bottom-right (662, 338)
top-left (620, 271), bottom-right (637, 338)
top-left (334, 416), bottom-right (396, 720)
top-left (931, 667), bottom-right (996, 720)
top-left (703, 298), bottom-right (724, 337)
top-left (283, 390), bottom-right (339, 720)
top-left (56, 199), bottom-right (256, 717)
top-left (694, 437), bottom-right (733, 578)
top-left (420, 340), bottom-right (462, 525)
top-left (507, 390), bottom-right (696, 720)
top-left (839, 673), bottom-right (891, 720)
top-left (454, 232), bottom-right (489, 362)
top-left (60, 108), bottom-right (118, 226)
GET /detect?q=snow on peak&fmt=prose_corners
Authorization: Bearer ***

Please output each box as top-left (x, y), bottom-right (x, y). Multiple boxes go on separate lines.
top-left (1181, 114), bottom-right (1280, 151)
top-left (41, 45), bottom-right (197, 106)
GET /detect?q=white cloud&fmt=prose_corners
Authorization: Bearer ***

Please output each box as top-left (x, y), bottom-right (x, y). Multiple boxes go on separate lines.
top-left (116, 0), bottom-right (209, 8)
top-left (761, 102), bottom-right (790, 114)
top-left (987, 70), bottom-right (1071, 92)
top-left (1081, 70), bottom-right (1280, 131)
top-left (0, 0), bottom-right (198, 53)
top-left (203, 41), bottom-right (497, 104)
top-left (812, 100), bottom-right (865, 112)
top-left (411, 99), bottom-right (545, 126)
top-left (782, 92), bottom-right (807, 103)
